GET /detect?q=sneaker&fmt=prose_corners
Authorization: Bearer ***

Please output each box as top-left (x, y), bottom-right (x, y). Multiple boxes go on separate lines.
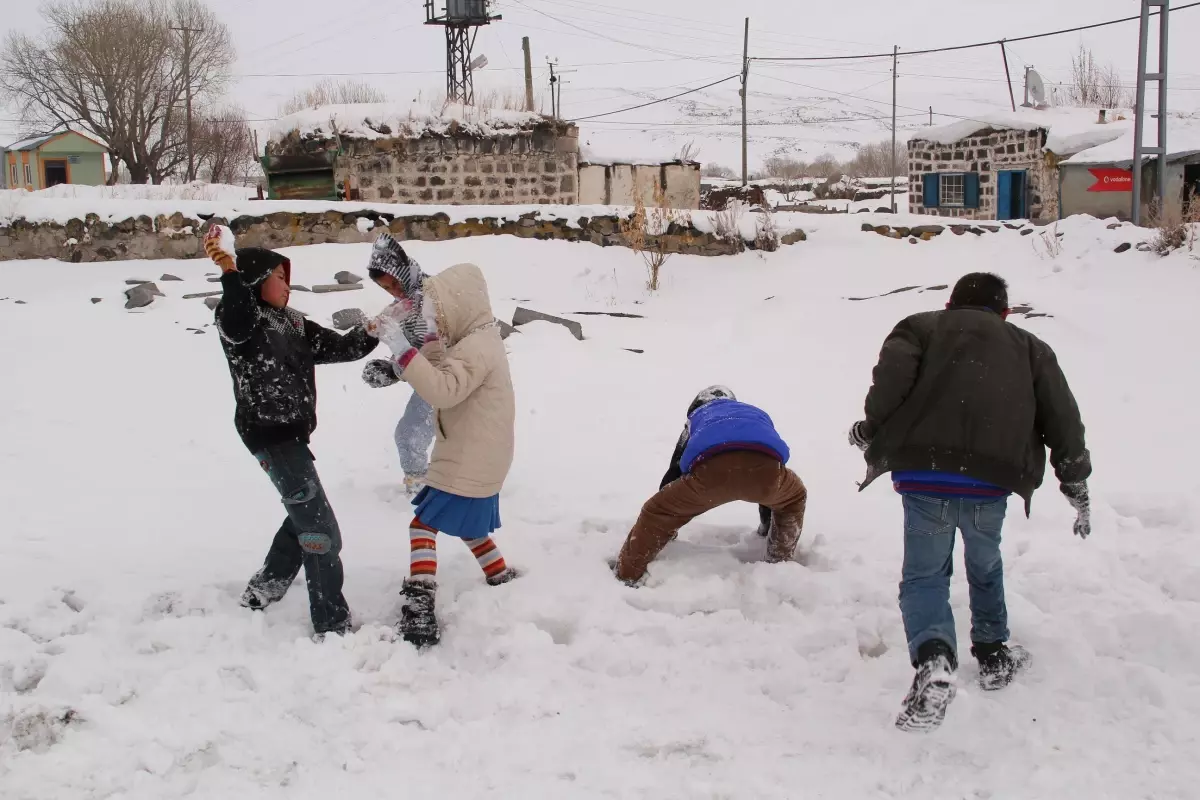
top-left (972, 643), bottom-right (1032, 691)
top-left (895, 644), bottom-right (958, 733)
top-left (239, 572), bottom-right (292, 611)
top-left (403, 473), bottom-right (427, 496)
top-left (486, 567), bottom-right (521, 587)
top-left (399, 579), bottom-right (440, 648)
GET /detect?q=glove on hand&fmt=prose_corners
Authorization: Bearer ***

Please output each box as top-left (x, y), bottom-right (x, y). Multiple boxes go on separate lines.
top-left (362, 359), bottom-right (402, 388)
top-left (848, 421), bottom-right (871, 452)
top-left (204, 225), bottom-right (237, 273)
top-left (1062, 481), bottom-right (1091, 539)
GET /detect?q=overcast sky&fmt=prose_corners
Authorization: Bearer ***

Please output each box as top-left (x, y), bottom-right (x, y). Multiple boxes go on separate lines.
top-left (3, 0), bottom-right (1197, 153)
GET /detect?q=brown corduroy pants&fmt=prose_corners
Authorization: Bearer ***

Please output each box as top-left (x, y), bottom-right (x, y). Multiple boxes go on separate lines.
top-left (615, 451), bottom-right (808, 583)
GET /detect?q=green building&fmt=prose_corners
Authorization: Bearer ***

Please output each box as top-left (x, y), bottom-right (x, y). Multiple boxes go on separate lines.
top-left (3, 129), bottom-right (107, 191)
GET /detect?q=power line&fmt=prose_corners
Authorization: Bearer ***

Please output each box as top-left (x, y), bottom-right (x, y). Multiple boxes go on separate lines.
top-left (753, 1), bottom-right (1200, 62)
top-left (232, 54), bottom-right (742, 79)
top-left (568, 74), bottom-right (741, 122)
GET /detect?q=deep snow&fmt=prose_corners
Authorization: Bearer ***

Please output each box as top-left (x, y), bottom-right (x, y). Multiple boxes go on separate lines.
top-left (1, 215), bottom-right (1198, 798)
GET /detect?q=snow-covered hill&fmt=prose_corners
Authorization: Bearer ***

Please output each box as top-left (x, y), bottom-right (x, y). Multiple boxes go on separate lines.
top-left (1, 214), bottom-right (1198, 798)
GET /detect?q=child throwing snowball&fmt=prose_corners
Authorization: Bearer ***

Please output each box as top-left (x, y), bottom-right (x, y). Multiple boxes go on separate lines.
top-left (205, 225), bottom-right (379, 637)
top-left (370, 247), bottom-right (517, 648)
top-left (359, 236), bottom-right (437, 495)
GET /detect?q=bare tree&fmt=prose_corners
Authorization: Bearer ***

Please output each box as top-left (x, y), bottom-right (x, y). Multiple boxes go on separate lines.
top-left (1063, 45), bottom-right (1133, 108)
top-left (194, 105), bottom-right (256, 184)
top-left (701, 164), bottom-right (736, 179)
top-left (811, 154), bottom-right (842, 180)
top-left (0, 0), bottom-right (234, 183)
top-left (846, 141), bottom-right (904, 178)
top-left (279, 79), bottom-right (388, 115)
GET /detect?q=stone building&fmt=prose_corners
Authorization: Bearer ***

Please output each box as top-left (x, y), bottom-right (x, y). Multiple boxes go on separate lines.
top-left (577, 161), bottom-right (701, 208)
top-left (264, 104), bottom-right (579, 205)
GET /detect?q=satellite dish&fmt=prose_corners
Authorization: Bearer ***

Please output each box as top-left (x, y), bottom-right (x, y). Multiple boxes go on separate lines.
top-left (1027, 69), bottom-right (1047, 107)
top-left (468, 54), bottom-right (489, 71)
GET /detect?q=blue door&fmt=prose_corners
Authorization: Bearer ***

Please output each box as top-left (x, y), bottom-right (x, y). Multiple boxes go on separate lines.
top-left (997, 170), bottom-right (1028, 220)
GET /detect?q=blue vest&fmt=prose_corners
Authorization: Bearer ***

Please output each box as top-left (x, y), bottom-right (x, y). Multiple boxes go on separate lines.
top-left (680, 400), bottom-right (790, 474)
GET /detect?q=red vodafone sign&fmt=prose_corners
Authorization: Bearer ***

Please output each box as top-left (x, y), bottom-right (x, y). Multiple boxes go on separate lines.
top-left (1087, 167), bottom-right (1133, 192)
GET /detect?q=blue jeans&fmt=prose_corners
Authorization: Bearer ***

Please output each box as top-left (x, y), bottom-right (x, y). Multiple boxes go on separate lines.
top-left (394, 391), bottom-right (435, 477)
top-left (900, 494), bottom-right (1010, 666)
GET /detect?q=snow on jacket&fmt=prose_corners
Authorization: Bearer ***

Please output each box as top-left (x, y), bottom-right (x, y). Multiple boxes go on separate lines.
top-left (679, 399), bottom-right (791, 474)
top-left (215, 247), bottom-right (379, 452)
top-left (857, 307), bottom-right (1091, 512)
top-left (402, 263), bottom-right (515, 498)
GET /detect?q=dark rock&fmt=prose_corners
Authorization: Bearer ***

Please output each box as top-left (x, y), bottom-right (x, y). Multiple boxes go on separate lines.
top-left (160, 273), bottom-right (183, 281)
top-left (1107, 222), bottom-right (1123, 230)
top-left (183, 291), bottom-right (223, 299)
top-left (875, 207), bottom-right (892, 213)
top-left (193, 329), bottom-right (205, 335)
top-left (331, 308), bottom-right (367, 330)
top-left (1010, 305), bottom-right (1034, 315)
top-left (923, 284), bottom-right (949, 292)
top-left (980, 225), bottom-right (1001, 233)
top-left (290, 284), bottom-right (311, 292)
top-left (968, 227), bottom-right (985, 236)
top-left (1114, 242), bottom-right (1132, 254)
top-left (311, 284), bottom-right (363, 294)
top-left (910, 225), bottom-right (945, 237)
top-left (1003, 223), bottom-right (1024, 230)
top-left (624, 349), bottom-right (645, 354)
top-left (951, 225), bottom-right (969, 236)
top-left (511, 307), bottom-right (583, 341)
top-left (14, 300), bottom-right (27, 305)
top-left (204, 297), bottom-right (221, 311)
top-left (334, 271), bottom-right (363, 285)
top-left (1136, 242), bottom-right (1152, 252)
top-left (497, 319), bottom-right (518, 339)
top-left (125, 278), bottom-right (153, 285)
top-left (1021, 228), bottom-right (1034, 236)
top-left (861, 223), bottom-right (876, 232)
top-left (571, 311), bottom-right (645, 319)
top-left (780, 230), bottom-right (807, 245)
top-left (207, 276), bottom-right (222, 282)
top-left (90, 298), bottom-right (102, 304)
top-left (909, 237), bottom-right (919, 244)
top-left (124, 282), bottom-right (162, 309)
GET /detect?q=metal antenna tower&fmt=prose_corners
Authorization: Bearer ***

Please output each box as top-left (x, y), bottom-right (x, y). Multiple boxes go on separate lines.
top-left (1132, 0), bottom-right (1170, 225)
top-left (425, 0), bottom-right (501, 105)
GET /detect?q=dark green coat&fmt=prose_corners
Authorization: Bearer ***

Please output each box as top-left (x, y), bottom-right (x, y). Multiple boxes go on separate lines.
top-left (859, 308), bottom-right (1090, 512)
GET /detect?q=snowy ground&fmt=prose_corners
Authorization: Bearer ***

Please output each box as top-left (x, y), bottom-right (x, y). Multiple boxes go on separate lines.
top-left (1, 215), bottom-right (1198, 798)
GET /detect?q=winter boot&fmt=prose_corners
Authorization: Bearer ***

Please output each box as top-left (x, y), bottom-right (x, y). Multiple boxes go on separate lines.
top-left (895, 641), bottom-right (958, 733)
top-left (972, 642), bottom-right (1032, 691)
top-left (399, 578), bottom-right (440, 648)
top-left (486, 566), bottom-right (521, 587)
top-left (239, 570), bottom-right (293, 611)
top-left (403, 472), bottom-right (428, 497)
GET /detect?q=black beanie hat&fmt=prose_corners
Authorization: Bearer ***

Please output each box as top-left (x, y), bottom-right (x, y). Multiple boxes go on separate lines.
top-left (235, 247), bottom-right (291, 288)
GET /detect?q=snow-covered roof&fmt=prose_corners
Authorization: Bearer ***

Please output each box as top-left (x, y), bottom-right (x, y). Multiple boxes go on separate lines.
top-left (269, 102), bottom-right (555, 144)
top-left (579, 140), bottom-right (698, 166)
top-left (1064, 118), bottom-right (1200, 166)
top-left (909, 107), bottom-right (1135, 157)
top-left (3, 129), bottom-right (105, 152)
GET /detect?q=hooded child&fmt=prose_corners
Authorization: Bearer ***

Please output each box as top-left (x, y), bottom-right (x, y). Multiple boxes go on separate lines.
top-left (371, 255), bottom-right (517, 648)
top-left (205, 225), bottom-right (379, 637)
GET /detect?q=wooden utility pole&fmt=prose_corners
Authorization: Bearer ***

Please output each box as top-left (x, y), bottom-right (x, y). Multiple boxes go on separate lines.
top-left (1000, 40), bottom-right (1016, 112)
top-left (171, 24), bottom-right (202, 182)
top-left (548, 59), bottom-right (558, 119)
top-left (522, 37), bottom-right (535, 112)
top-left (890, 45), bottom-right (898, 212)
top-left (741, 17), bottom-right (750, 187)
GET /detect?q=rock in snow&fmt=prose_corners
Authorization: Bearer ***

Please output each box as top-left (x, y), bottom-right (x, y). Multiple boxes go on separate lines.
top-left (331, 308), bottom-right (367, 330)
top-left (124, 282), bottom-right (163, 309)
top-left (159, 273), bottom-right (183, 282)
top-left (512, 307), bottom-right (584, 340)
top-left (311, 284), bottom-right (363, 294)
top-left (334, 271), bottom-right (364, 285)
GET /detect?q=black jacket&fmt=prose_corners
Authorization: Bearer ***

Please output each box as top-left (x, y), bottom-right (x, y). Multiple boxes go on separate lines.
top-left (859, 307), bottom-right (1090, 512)
top-left (215, 256), bottom-right (377, 453)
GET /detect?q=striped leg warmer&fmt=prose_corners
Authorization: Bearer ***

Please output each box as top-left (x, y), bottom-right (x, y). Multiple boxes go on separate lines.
top-left (409, 518), bottom-right (438, 582)
top-left (463, 536), bottom-right (507, 581)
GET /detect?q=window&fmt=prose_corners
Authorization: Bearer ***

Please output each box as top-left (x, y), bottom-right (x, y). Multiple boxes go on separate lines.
top-left (23, 164), bottom-right (32, 185)
top-left (922, 172), bottom-right (980, 210)
top-left (940, 174), bottom-right (965, 207)
top-left (9, 163), bottom-right (16, 187)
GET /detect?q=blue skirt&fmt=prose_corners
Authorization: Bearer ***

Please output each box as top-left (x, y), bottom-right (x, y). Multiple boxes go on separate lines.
top-left (412, 486), bottom-right (501, 539)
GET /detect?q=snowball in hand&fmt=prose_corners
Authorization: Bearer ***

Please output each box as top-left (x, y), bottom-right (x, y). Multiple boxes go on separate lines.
top-left (213, 225), bottom-right (237, 261)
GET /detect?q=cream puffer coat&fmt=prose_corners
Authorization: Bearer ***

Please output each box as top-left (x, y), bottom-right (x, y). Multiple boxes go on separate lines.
top-left (403, 263), bottom-right (515, 498)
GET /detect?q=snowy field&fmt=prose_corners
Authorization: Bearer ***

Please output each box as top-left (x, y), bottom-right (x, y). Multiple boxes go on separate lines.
top-left (1, 215), bottom-right (1198, 798)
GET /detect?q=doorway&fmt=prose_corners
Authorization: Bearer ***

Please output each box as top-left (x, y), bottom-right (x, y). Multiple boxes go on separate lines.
top-left (1184, 164), bottom-right (1200, 213)
top-left (997, 170), bottom-right (1028, 220)
top-left (43, 159), bottom-right (68, 188)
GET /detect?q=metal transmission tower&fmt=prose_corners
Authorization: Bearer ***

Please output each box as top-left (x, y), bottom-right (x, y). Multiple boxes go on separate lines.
top-left (425, 0), bottom-right (500, 105)
top-left (1132, 1), bottom-right (1170, 226)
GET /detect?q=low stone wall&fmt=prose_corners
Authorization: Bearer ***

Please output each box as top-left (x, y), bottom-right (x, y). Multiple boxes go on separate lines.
top-left (0, 208), bottom-right (800, 263)
top-left (578, 162), bottom-right (701, 209)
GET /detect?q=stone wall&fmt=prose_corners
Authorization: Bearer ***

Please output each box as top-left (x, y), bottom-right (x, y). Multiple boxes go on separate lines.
top-left (270, 124), bottom-right (580, 206)
top-left (578, 162), bottom-right (702, 209)
top-left (0, 207), bottom-right (803, 263)
top-left (908, 128), bottom-right (1051, 221)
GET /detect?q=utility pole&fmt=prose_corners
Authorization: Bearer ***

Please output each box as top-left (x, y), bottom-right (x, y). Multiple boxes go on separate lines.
top-left (1000, 40), bottom-right (1016, 112)
top-left (522, 36), bottom-right (535, 112)
top-left (548, 59), bottom-right (558, 119)
top-left (929, 106), bottom-right (933, 126)
top-left (741, 17), bottom-right (750, 187)
top-left (1132, 0), bottom-right (1170, 226)
top-left (890, 45), bottom-right (899, 213)
top-left (171, 24), bottom-right (202, 182)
